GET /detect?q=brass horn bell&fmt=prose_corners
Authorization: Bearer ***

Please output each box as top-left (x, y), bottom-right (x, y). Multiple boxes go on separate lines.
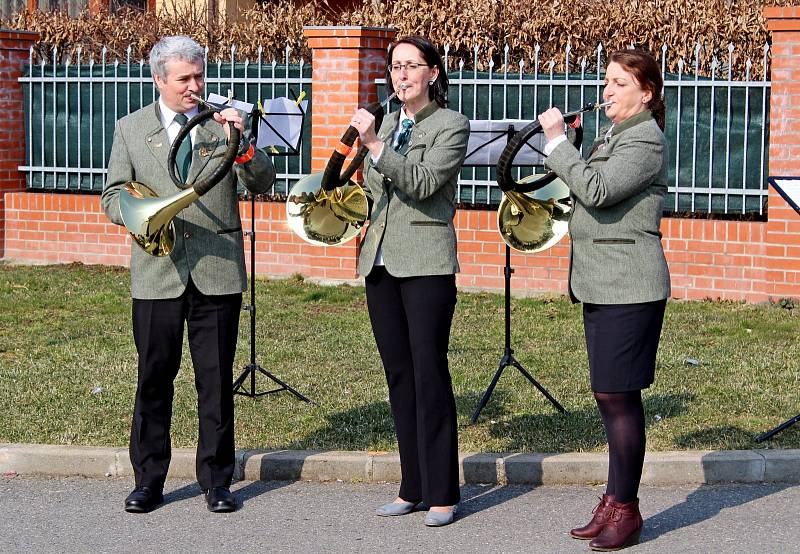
top-left (497, 173), bottom-right (571, 253)
top-left (286, 173), bottom-right (369, 246)
top-left (119, 182), bottom-right (200, 256)
top-left (117, 109), bottom-right (241, 257)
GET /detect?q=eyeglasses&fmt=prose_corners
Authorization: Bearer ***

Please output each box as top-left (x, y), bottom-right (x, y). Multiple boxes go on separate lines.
top-left (388, 63), bottom-right (429, 73)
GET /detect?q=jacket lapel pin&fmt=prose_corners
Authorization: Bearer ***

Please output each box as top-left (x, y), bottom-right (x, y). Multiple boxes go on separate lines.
top-left (199, 146), bottom-right (211, 157)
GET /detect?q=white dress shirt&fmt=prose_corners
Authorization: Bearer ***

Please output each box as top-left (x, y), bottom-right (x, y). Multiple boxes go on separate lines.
top-left (158, 99), bottom-right (199, 146)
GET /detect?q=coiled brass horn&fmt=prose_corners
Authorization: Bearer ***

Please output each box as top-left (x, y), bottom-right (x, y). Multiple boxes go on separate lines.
top-left (497, 177), bottom-right (572, 252)
top-left (286, 86), bottom-right (405, 246)
top-left (119, 100), bottom-right (241, 256)
top-left (495, 101), bottom-right (611, 252)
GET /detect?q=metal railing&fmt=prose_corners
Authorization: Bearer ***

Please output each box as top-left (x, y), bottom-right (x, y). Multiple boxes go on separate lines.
top-left (19, 44), bottom-right (312, 196)
top-left (383, 42), bottom-right (771, 215)
top-left (20, 40), bottom-right (771, 215)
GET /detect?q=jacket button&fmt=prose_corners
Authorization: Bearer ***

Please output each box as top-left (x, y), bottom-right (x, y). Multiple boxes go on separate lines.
top-left (183, 231), bottom-right (191, 239)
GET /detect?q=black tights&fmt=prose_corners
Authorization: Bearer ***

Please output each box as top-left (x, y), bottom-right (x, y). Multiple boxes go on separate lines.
top-left (594, 390), bottom-right (645, 503)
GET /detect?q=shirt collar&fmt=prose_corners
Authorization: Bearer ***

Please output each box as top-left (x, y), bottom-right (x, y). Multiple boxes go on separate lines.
top-left (158, 98), bottom-right (199, 127)
top-left (398, 106), bottom-right (416, 126)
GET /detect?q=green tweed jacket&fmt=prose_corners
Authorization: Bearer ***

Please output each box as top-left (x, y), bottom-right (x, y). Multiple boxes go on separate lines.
top-left (101, 102), bottom-right (276, 300)
top-left (357, 102), bottom-right (470, 278)
top-left (545, 110), bottom-right (671, 304)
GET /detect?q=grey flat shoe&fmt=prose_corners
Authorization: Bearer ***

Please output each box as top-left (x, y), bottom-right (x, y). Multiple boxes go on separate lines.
top-left (424, 505), bottom-right (458, 527)
top-left (376, 500), bottom-right (418, 517)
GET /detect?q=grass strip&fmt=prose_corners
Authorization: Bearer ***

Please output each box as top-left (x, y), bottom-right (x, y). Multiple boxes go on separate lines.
top-left (1, 262), bottom-right (798, 452)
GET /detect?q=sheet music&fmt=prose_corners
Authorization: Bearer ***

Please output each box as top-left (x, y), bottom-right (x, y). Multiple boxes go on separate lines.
top-left (256, 97), bottom-right (308, 150)
top-left (465, 120), bottom-right (546, 166)
top-left (769, 177), bottom-right (800, 215)
top-left (206, 93), bottom-right (255, 114)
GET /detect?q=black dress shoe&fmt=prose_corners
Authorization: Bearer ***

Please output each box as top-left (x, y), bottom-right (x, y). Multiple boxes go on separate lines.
top-left (204, 486), bottom-right (236, 513)
top-left (124, 486), bottom-right (163, 513)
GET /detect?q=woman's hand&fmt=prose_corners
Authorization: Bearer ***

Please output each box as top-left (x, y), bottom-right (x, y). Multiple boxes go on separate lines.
top-left (538, 107), bottom-right (566, 142)
top-left (214, 107), bottom-right (245, 142)
top-left (350, 108), bottom-right (383, 157)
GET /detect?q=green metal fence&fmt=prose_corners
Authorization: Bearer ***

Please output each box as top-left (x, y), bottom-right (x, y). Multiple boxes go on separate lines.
top-left (20, 42), bottom-right (771, 216)
top-left (20, 45), bottom-right (312, 196)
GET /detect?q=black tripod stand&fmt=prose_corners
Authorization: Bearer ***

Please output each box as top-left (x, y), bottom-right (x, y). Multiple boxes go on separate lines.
top-left (232, 192), bottom-right (313, 402)
top-left (756, 178), bottom-right (800, 441)
top-left (470, 245), bottom-right (566, 423)
top-left (756, 413), bottom-right (800, 442)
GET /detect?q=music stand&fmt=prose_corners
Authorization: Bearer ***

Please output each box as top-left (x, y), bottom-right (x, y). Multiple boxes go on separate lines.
top-left (222, 92), bottom-right (313, 401)
top-left (467, 120), bottom-right (567, 423)
top-left (756, 176), bottom-right (800, 441)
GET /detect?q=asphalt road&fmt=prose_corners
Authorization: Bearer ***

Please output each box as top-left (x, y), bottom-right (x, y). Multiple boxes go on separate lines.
top-left (1, 476), bottom-right (798, 553)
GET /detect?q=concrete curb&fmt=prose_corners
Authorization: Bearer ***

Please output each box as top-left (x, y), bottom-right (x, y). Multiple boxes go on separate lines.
top-left (2, 444), bottom-right (799, 485)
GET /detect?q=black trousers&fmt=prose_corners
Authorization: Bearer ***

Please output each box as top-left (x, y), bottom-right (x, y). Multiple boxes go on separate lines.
top-left (365, 267), bottom-right (460, 506)
top-left (130, 278), bottom-right (242, 491)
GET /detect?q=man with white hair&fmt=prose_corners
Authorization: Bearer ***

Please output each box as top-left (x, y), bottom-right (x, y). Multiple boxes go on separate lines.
top-left (102, 35), bottom-right (275, 514)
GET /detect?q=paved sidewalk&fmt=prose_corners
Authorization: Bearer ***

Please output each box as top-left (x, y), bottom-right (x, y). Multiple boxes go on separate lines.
top-left (2, 443), bottom-right (800, 485)
top-left (2, 476), bottom-right (799, 553)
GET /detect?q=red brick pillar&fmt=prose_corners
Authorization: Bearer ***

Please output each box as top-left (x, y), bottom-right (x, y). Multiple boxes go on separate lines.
top-left (303, 27), bottom-right (397, 173)
top-left (0, 29), bottom-right (39, 260)
top-left (296, 26), bottom-right (397, 279)
top-left (762, 7), bottom-right (800, 299)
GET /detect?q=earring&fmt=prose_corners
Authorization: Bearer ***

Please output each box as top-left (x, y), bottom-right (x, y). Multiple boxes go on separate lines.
top-left (428, 80), bottom-right (435, 86)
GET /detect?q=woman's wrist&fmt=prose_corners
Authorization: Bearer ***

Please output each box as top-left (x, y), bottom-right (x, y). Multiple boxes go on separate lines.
top-left (364, 138), bottom-right (384, 158)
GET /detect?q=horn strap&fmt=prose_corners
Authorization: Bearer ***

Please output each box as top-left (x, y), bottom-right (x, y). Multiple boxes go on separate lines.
top-left (321, 101), bottom-right (386, 191)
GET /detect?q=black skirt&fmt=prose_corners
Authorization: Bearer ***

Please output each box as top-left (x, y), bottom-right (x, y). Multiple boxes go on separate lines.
top-left (583, 299), bottom-right (667, 393)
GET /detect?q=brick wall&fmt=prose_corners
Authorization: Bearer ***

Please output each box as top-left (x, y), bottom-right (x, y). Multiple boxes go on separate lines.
top-left (3, 193), bottom-right (129, 266)
top-left (1, 24), bottom-right (799, 302)
top-left (761, 6), bottom-right (800, 299)
top-left (0, 192), bottom-right (781, 302)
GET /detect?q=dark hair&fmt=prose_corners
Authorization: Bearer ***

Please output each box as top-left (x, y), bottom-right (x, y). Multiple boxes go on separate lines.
top-left (608, 49), bottom-right (665, 130)
top-left (386, 36), bottom-right (449, 108)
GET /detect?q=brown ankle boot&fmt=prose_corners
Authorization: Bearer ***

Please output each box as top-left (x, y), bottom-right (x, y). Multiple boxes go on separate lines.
top-left (570, 494), bottom-right (614, 539)
top-left (589, 499), bottom-right (643, 551)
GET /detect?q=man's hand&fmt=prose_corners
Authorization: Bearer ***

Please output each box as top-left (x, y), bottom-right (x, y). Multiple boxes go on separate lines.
top-left (537, 107), bottom-right (566, 142)
top-left (214, 107), bottom-right (244, 142)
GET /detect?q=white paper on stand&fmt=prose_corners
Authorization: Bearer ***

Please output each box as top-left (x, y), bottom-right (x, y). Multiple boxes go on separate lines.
top-left (465, 120), bottom-right (546, 166)
top-left (256, 97), bottom-right (308, 150)
top-left (769, 177), bottom-right (800, 215)
top-left (206, 93), bottom-right (255, 114)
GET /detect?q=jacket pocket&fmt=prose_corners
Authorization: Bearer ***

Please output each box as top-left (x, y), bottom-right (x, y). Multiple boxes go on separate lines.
top-left (593, 238), bottom-right (635, 244)
top-left (409, 220), bottom-right (448, 227)
top-left (217, 227), bottom-right (242, 235)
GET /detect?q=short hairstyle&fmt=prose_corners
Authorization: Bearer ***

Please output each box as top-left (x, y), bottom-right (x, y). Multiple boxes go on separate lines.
top-left (608, 49), bottom-right (666, 130)
top-left (149, 36), bottom-right (205, 81)
top-left (386, 36), bottom-right (449, 108)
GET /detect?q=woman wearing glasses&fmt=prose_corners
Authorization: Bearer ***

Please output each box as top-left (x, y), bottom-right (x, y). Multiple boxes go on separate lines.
top-left (348, 36), bottom-right (470, 527)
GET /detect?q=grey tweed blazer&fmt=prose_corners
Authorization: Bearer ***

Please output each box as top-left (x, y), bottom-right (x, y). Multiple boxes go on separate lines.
top-left (545, 110), bottom-right (671, 304)
top-left (102, 102), bottom-right (276, 300)
top-left (357, 102), bottom-right (470, 278)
